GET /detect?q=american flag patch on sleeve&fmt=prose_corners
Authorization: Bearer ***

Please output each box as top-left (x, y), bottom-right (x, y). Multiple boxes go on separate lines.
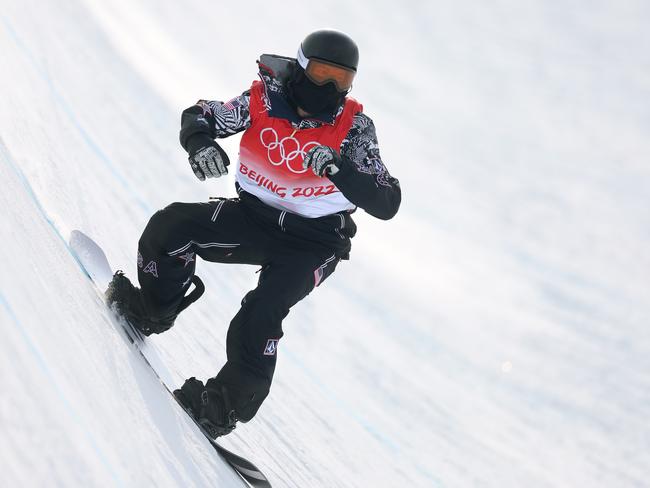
top-left (223, 98), bottom-right (241, 110)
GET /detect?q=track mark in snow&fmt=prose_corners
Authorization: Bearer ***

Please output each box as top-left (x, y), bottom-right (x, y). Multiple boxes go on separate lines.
top-left (0, 293), bottom-right (126, 487)
top-left (0, 15), bottom-right (151, 215)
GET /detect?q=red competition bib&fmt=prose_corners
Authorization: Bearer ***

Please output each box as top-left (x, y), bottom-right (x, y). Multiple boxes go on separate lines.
top-left (237, 81), bottom-right (362, 218)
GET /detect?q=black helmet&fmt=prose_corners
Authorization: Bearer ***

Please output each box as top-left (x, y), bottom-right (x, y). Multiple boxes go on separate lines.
top-left (299, 29), bottom-right (359, 72)
top-left (288, 29), bottom-right (358, 116)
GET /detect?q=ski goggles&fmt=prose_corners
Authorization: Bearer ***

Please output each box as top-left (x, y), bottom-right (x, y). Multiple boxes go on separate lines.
top-left (297, 48), bottom-right (355, 92)
top-left (304, 59), bottom-right (355, 92)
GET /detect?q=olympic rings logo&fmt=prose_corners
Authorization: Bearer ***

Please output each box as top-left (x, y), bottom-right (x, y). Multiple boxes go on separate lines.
top-left (259, 128), bottom-right (320, 174)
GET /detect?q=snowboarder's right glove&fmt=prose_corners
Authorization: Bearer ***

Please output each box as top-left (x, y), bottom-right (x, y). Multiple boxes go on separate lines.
top-left (186, 134), bottom-right (230, 181)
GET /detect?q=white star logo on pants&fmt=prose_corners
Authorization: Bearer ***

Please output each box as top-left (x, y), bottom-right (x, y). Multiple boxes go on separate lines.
top-left (178, 252), bottom-right (195, 267)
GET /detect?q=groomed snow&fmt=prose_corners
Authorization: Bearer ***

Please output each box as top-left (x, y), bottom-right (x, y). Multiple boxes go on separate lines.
top-left (1, 1), bottom-right (649, 487)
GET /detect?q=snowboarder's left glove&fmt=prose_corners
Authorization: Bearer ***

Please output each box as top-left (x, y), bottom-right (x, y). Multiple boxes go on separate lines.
top-left (303, 145), bottom-right (341, 177)
top-left (186, 134), bottom-right (230, 181)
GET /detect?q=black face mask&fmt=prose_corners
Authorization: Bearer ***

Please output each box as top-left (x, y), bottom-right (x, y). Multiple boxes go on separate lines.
top-left (287, 68), bottom-right (346, 116)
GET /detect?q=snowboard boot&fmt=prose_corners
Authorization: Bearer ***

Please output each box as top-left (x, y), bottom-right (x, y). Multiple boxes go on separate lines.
top-left (173, 377), bottom-right (238, 438)
top-left (106, 271), bottom-right (204, 336)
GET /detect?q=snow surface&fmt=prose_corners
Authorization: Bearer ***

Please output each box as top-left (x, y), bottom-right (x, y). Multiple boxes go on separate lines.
top-left (1, 1), bottom-right (650, 487)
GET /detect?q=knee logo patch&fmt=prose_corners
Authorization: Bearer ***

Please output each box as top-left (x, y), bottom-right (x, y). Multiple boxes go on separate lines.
top-left (263, 339), bottom-right (280, 356)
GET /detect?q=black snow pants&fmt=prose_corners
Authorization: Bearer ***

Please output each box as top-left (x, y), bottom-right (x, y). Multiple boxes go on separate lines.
top-left (136, 187), bottom-right (356, 421)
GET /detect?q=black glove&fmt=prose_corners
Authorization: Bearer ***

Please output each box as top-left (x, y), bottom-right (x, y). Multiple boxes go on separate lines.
top-left (186, 134), bottom-right (230, 181)
top-left (302, 145), bottom-right (342, 176)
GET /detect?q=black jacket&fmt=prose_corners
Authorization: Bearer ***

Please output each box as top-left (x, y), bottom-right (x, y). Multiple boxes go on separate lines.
top-left (180, 55), bottom-right (401, 221)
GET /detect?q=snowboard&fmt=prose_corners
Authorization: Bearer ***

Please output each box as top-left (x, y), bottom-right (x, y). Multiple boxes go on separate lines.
top-left (68, 230), bottom-right (272, 488)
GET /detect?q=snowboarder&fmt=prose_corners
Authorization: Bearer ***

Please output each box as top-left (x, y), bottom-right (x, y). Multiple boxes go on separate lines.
top-left (107, 29), bottom-right (401, 438)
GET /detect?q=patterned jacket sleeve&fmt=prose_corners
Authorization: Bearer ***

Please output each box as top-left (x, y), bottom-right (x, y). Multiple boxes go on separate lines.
top-left (329, 113), bottom-right (401, 220)
top-left (179, 91), bottom-right (252, 151)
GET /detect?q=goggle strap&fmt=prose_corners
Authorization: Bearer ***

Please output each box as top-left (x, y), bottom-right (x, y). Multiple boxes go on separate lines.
top-left (297, 46), bottom-right (310, 69)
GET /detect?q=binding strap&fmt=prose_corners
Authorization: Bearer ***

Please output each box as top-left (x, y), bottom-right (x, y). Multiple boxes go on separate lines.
top-left (177, 275), bottom-right (205, 314)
